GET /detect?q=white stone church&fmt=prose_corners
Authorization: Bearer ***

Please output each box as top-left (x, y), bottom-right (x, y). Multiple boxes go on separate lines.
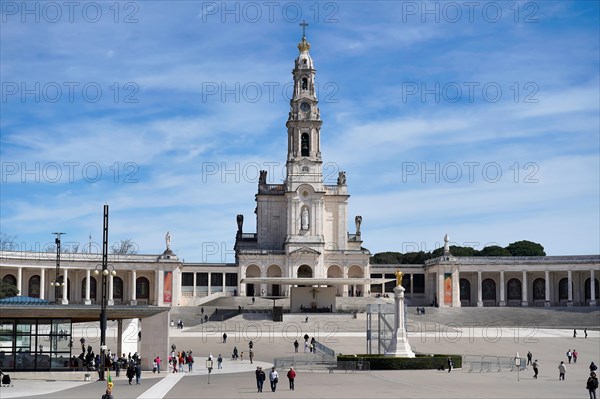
top-left (1, 33), bottom-right (599, 310)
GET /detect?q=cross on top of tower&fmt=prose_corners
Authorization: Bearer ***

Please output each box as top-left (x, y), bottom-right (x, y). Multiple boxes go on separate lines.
top-left (300, 20), bottom-right (308, 37)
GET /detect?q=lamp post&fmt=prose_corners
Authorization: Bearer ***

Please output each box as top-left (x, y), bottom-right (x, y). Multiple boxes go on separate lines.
top-left (51, 232), bottom-right (65, 304)
top-left (96, 205), bottom-right (114, 381)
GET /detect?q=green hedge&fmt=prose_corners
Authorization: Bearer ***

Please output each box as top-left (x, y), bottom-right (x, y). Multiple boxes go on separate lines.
top-left (337, 354), bottom-right (462, 370)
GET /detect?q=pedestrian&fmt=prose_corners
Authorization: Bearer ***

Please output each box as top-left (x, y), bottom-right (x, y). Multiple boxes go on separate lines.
top-left (101, 387), bottom-right (114, 399)
top-left (252, 296), bottom-right (255, 304)
top-left (294, 340), bottom-right (299, 353)
top-left (309, 343), bottom-right (313, 353)
top-left (269, 367), bottom-right (279, 392)
top-left (152, 359), bottom-right (157, 373)
top-left (287, 367), bottom-right (296, 390)
top-left (217, 354), bottom-right (223, 369)
top-left (587, 372), bottom-right (599, 399)
top-left (304, 333), bottom-right (309, 343)
top-left (233, 346), bottom-right (238, 360)
top-left (447, 356), bottom-right (453, 373)
top-left (223, 332), bottom-right (228, 343)
top-left (126, 362), bottom-right (135, 384)
top-left (585, 328), bottom-right (588, 338)
top-left (249, 340), bottom-right (254, 350)
top-left (177, 319), bottom-right (182, 329)
top-left (115, 356), bottom-right (121, 377)
top-left (255, 366), bottom-right (266, 392)
top-left (204, 315), bottom-right (208, 323)
top-left (532, 359), bottom-right (539, 379)
top-left (187, 352), bottom-right (194, 372)
top-left (240, 352), bottom-right (244, 362)
top-left (172, 356), bottom-right (178, 373)
top-left (178, 353), bottom-right (184, 373)
top-left (170, 320), bottom-right (174, 328)
top-left (567, 349), bottom-right (573, 364)
top-left (558, 361), bottom-right (567, 380)
top-left (249, 349), bottom-right (254, 364)
top-left (591, 362), bottom-right (598, 373)
top-left (573, 349), bottom-right (579, 364)
top-left (527, 351), bottom-right (533, 366)
top-left (574, 329), bottom-right (577, 338)
top-left (135, 361), bottom-right (142, 385)
top-left (304, 341), bottom-right (308, 353)
top-left (155, 356), bottom-right (161, 373)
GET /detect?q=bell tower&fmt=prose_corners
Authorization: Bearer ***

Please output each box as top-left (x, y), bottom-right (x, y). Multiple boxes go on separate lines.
top-left (285, 22), bottom-right (323, 192)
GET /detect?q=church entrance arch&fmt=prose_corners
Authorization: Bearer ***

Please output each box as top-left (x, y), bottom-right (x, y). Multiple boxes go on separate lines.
top-left (459, 278), bottom-right (471, 304)
top-left (245, 265), bottom-right (261, 297)
top-left (297, 264), bottom-right (313, 278)
top-left (327, 265), bottom-right (343, 296)
top-left (267, 265), bottom-right (282, 296)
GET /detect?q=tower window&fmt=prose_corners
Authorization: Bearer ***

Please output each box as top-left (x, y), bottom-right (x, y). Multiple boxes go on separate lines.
top-left (301, 133), bottom-right (310, 157)
top-left (301, 78), bottom-right (308, 90)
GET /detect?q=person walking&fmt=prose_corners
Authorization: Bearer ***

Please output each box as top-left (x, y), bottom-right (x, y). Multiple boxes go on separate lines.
top-left (294, 340), bottom-right (299, 353)
top-left (447, 356), bottom-right (453, 373)
top-left (574, 329), bottom-right (577, 338)
top-left (249, 340), bottom-right (254, 351)
top-left (287, 367), bottom-right (296, 391)
top-left (558, 361), bottom-right (567, 380)
top-left (585, 328), bottom-right (588, 338)
top-left (232, 346), bottom-right (238, 360)
top-left (217, 354), bottom-right (223, 369)
top-left (591, 362), bottom-right (598, 373)
top-left (573, 349), bottom-right (579, 364)
top-left (532, 359), bottom-right (539, 379)
top-left (223, 333), bottom-right (227, 343)
top-left (155, 356), bottom-right (161, 373)
top-left (255, 366), bottom-right (266, 392)
top-left (135, 361), bottom-right (142, 385)
top-left (567, 349), bottom-right (573, 364)
top-left (249, 349), bottom-right (254, 364)
top-left (187, 352), bottom-right (194, 372)
top-left (126, 362), bottom-right (135, 384)
top-left (269, 367), bottom-right (279, 392)
top-left (587, 372), bottom-right (599, 399)
top-left (101, 387), bottom-right (114, 399)
top-left (526, 351), bottom-right (533, 366)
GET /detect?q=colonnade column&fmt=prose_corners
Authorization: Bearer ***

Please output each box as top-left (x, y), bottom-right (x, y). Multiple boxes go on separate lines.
top-left (477, 271), bottom-right (483, 307)
top-left (193, 272), bottom-right (197, 297)
top-left (222, 272), bottom-right (226, 294)
top-left (131, 270), bottom-right (137, 305)
top-left (17, 267), bottom-right (22, 296)
top-left (208, 272), bottom-right (212, 295)
top-left (452, 269), bottom-right (460, 307)
top-left (499, 271), bottom-right (505, 306)
top-left (40, 269), bottom-right (45, 300)
top-left (85, 269), bottom-right (91, 305)
top-left (589, 270), bottom-right (596, 306)
top-left (567, 270), bottom-right (573, 306)
top-left (108, 274), bottom-right (114, 306)
top-left (437, 271), bottom-right (444, 307)
top-left (521, 271), bottom-right (528, 307)
top-left (544, 270), bottom-right (550, 307)
top-left (61, 268), bottom-right (69, 304)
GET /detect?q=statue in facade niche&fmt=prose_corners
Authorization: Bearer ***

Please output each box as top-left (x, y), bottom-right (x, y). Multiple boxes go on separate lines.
top-left (301, 207), bottom-right (309, 230)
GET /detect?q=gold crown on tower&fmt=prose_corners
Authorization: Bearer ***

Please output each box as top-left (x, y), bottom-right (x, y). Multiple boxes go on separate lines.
top-left (298, 37), bottom-right (311, 52)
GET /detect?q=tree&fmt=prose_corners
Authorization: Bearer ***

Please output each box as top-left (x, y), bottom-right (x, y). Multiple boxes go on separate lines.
top-left (0, 233), bottom-right (18, 251)
top-left (111, 239), bottom-right (138, 255)
top-left (0, 280), bottom-right (19, 299)
top-left (431, 245), bottom-right (477, 258)
top-left (506, 240), bottom-right (546, 256)
top-left (480, 245), bottom-right (512, 256)
top-left (401, 251), bottom-right (432, 264)
top-left (370, 252), bottom-right (402, 264)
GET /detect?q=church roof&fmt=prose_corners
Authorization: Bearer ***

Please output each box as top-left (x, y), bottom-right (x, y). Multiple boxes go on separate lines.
top-left (241, 277), bottom-right (394, 285)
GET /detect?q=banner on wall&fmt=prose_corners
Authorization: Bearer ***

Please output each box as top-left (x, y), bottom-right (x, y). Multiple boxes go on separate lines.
top-left (164, 271), bottom-right (172, 303)
top-left (444, 273), bottom-right (452, 305)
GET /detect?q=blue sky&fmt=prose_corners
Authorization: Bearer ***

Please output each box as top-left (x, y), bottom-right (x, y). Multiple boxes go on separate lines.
top-left (1, 1), bottom-right (599, 262)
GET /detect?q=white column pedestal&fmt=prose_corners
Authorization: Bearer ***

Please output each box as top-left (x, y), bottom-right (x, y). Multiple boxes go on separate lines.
top-left (384, 285), bottom-right (415, 358)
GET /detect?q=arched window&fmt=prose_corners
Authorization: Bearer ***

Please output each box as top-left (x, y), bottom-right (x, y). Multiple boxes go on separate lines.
top-left (507, 278), bottom-right (522, 300)
top-left (2, 274), bottom-right (16, 286)
top-left (301, 77), bottom-right (308, 90)
top-left (459, 278), bottom-right (471, 301)
top-left (28, 275), bottom-right (40, 298)
top-left (585, 278), bottom-right (600, 301)
top-left (113, 276), bottom-right (124, 300)
top-left (301, 133), bottom-right (310, 157)
top-left (532, 278), bottom-right (545, 300)
top-left (558, 278), bottom-right (569, 300)
top-left (136, 277), bottom-right (150, 299)
top-left (81, 277), bottom-right (97, 300)
top-left (482, 278), bottom-right (496, 301)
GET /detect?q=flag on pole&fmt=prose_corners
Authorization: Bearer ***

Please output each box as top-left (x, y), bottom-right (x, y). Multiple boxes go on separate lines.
top-left (107, 370), bottom-right (113, 390)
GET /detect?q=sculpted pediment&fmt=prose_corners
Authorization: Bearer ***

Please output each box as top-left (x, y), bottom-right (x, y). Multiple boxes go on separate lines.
top-left (289, 246), bottom-right (321, 256)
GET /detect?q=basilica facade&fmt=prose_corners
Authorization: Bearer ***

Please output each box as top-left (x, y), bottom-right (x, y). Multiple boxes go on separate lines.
top-left (1, 34), bottom-right (598, 309)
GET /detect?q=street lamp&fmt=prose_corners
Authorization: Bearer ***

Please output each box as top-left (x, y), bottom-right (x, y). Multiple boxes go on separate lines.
top-left (97, 204), bottom-right (114, 382)
top-left (51, 232), bottom-right (65, 304)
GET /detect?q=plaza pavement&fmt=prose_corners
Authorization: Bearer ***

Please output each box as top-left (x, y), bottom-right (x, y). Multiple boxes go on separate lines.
top-left (1, 310), bottom-right (599, 399)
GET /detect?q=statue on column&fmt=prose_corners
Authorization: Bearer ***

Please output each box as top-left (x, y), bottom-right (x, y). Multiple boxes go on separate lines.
top-left (337, 171), bottom-right (346, 185)
top-left (355, 215), bottom-right (362, 235)
top-left (444, 233), bottom-right (450, 254)
top-left (165, 231), bottom-right (171, 251)
top-left (395, 270), bottom-right (404, 287)
top-left (236, 214), bottom-right (244, 234)
top-left (259, 170), bottom-right (267, 186)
